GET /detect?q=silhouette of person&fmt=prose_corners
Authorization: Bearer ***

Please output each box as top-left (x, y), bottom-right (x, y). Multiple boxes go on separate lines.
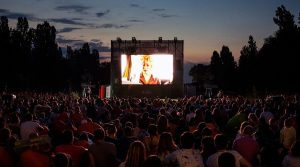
top-left (139, 55), bottom-right (161, 85)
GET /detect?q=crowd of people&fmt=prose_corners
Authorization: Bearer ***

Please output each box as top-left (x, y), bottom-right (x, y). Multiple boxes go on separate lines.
top-left (0, 91), bottom-right (300, 167)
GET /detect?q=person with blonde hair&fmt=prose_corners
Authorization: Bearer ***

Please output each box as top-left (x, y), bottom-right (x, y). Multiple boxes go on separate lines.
top-left (119, 141), bottom-right (146, 167)
top-left (139, 55), bottom-right (160, 85)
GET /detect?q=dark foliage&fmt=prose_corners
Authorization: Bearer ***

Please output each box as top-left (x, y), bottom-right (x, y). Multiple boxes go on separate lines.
top-left (0, 17), bottom-right (110, 92)
top-left (189, 5), bottom-right (300, 94)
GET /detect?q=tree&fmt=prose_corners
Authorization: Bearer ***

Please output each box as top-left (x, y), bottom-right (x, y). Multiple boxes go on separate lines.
top-left (189, 64), bottom-right (211, 84)
top-left (257, 5), bottom-right (300, 92)
top-left (210, 50), bottom-right (222, 84)
top-left (219, 46), bottom-right (237, 90)
top-left (0, 16), bottom-right (10, 88)
top-left (238, 35), bottom-right (258, 90)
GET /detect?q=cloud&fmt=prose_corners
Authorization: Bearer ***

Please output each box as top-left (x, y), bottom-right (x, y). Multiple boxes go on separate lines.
top-left (158, 13), bottom-right (177, 18)
top-left (96, 10), bottom-right (110, 18)
top-left (56, 36), bottom-right (84, 44)
top-left (54, 5), bottom-right (91, 14)
top-left (58, 27), bottom-right (81, 33)
top-left (49, 18), bottom-right (86, 26)
top-left (89, 41), bottom-right (111, 52)
top-left (57, 36), bottom-right (111, 55)
top-left (152, 8), bottom-right (166, 12)
top-left (130, 4), bottom-right (141, 8)
top-left (91, 39), bottom-right (101, 42)
top-left (0, 8), bottom-right (39, 21)
top-left (96, 23), bottom-right (130, 29)
top-left (0, 8), bottom-right (9, 13)
top-left (128, 19), bottom-right (144, 22)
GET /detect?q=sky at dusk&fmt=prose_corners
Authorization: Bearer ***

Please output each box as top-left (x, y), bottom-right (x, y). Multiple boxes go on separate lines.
top-left (1, 0), bottom-right (300, 65)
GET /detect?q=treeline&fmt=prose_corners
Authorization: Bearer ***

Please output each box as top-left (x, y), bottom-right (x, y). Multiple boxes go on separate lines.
top-left (189, 5), bottom-right (300, 94)
top-left (0, 17), bottom-right (110, 92)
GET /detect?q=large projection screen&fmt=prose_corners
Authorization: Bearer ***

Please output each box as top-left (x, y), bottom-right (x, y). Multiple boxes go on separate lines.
top-left (121, 54), bottom-right (173, 85)
top-left (111, 39), bottom-right (184, 98)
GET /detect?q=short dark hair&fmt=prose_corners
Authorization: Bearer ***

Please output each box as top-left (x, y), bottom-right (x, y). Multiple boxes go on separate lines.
top-left (94, 127), bottom-right (105, 140)
top-left (143, 155), bottom-right (162, 167)
top-left (180, 132), bottom-right (194, 149)
top-left (62, 130), bottom-right (74, 144)
top-left (214, 134), bottom-right (228, 150)
top-left (218, 152), bottom-right (236, 167)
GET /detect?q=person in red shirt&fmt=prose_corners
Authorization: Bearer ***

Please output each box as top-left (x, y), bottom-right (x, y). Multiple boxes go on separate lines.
top-left (55, 130), bottom-right (89, 167)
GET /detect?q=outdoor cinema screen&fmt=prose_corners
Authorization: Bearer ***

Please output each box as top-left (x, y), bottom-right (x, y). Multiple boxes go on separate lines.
top-left (121, 54), bottom-right (173, 85)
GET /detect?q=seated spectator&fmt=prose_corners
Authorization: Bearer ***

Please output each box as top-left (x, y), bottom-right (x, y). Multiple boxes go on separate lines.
top-left (280, 118), bottom-right (297, 151)
top-left (143, 124), bottom-right (160, 155)
top-left (165, 132), bottom-right (204, 167)
top-left (218, 152), bottom-right (236, 167)
top-left (20, 133), bottom-right (52, 167)
top-left (20, 113), bottom-right (43, 140)
top-left (0, 128), bottom-right (16, 167)
top-left (89, 127), bottom-right (118, 167)
top-left (55, 130), bottom-right (88, 167)
top-left (156, 132), bottom-right (178, 162)
top-left (206, 134), bottom-right (252, 167)
top-left (233, 125), bottom-right (259, 166)
top-left (201, 136), bottom-right (217, 166)
top-left (53, 153), bottom-right (73, 167)
top-left (282, 140), bottom-right (300, 167)
top-left (119, 141), bottom-right (146, 167)
top-left (143, 155), bottom-right (162, 167)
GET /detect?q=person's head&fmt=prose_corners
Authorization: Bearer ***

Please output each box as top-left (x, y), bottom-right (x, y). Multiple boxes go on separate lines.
top-left (157, 115), bottom-right (168, 134)
top-left (239, 121), bottom-right (250, 134)
top-left (201, 136), bottom-right (216, 153)
top-left (284, 118), bottom-right (292, 128)
top-left (124, 126), bottom-right (133, 137)
top-left (218, 152), bottom-right (236, 167)
top-left (79, 133), bottom-right (88, 141)
top-left (125, 141), bottom-right (146, 167)
top-left (63, 130), bottom-right (74, 144)
top-left (148, 124), bottom-right (158, 136)
top-left (106, 124), bottom-right (117, 137)
top-left (54, 153), bottom-right (73, 167)
top-left (141, 55), bottom-right (153, 77)
top-left (94, 127), bottom-right (105, 141)
top-left (214, 134), bottom-right (228, 150)
top-left (157, 132), bottom-right (177, 153)
top-left (143, 155), bottom-right (162, 167)
top-left (242, 125), bottom-right (254, 136)
top-left (180, 131), bottom-right (194, 149)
